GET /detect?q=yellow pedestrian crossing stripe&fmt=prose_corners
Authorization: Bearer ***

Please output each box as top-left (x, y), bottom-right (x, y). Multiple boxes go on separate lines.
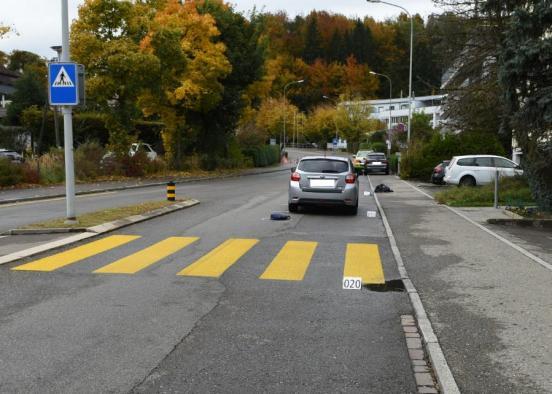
top-left (10, 236), bottom-right (385, 284)
top-left (177, 238), bottom-right (259, 278)
top-left (12, 235), bottom-right (140, 272)
top-left (94, 237), bottom-right (199, 274)
top-left (343, 243), bottom-right (385, 284)
top-left (260, 241), bottom-right (318, 281)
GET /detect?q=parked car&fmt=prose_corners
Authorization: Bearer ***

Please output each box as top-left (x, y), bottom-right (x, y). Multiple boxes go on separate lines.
top-left (364, 152), bottom-right (389, 175)
top-left (352, 150), bottom-right (372, 174)
top-left (129, 143), bottom-right (157, 161)
top-left (444, 155), bottom-right (523, 186)
top-left (0, 149), bottom-right (24, 164)
top-left (101, 142), bottom-right (158, 165)
top-left (289, 156), bottom-right (359, 214)
top-left (430, 160), bottom-right (450, 184)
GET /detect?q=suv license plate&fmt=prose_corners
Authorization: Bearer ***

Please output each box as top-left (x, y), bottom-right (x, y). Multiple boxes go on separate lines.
top-left (310, 179), bottom-right (335, 187)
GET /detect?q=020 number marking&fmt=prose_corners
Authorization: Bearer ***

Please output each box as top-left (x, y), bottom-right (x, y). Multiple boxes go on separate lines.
top-left (342, 276), bottom-right (362, 290)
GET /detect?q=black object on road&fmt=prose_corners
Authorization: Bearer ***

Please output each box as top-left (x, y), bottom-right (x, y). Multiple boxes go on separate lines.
top-left (374, 184), bottom-right (393, 193)
top-left (271, 212), bottom-right (291, 220)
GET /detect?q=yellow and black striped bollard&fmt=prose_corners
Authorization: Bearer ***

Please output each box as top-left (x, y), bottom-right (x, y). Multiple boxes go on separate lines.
top-left (167, 181), bottom-right (176, 201)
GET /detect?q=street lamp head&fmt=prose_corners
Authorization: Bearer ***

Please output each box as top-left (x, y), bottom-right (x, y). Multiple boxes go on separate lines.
top-left (369, 71), bottom-right (376, 75)
top-left (297, 79), bottom-right (304, 83)
top-left (366, 0), bottom-right (381, 3)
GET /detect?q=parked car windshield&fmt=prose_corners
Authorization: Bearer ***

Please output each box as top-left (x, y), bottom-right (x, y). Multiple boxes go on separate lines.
top-left (298, 159), bottom-right (349, 173)
top-left (367, 153), bottom-right (386, 160)
top-left (355, 151), bottom-right (371, 158)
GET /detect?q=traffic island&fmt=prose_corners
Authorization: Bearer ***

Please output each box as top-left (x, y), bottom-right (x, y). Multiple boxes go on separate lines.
top-left (0, 199), bottom-right (199, 265)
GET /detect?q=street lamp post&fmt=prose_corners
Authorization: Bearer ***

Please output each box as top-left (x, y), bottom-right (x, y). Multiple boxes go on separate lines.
top-left (283, 80), bottom-right (304, 150)
top-left (322, 95), bottom-right (339, 151)
top-left (366, 0), bottom-right (413, 144)
top-left (369, 71), bottom-right (392, 157)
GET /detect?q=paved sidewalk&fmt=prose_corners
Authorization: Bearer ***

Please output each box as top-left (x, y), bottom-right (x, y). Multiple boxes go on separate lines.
top-left (373, 175), bottom-right (552, 393)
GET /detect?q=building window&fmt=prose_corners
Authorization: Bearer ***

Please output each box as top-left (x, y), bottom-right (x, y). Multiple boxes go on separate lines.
top-left (378, 106), bottom-right (383, 113)
top-left (390, 105), bottom-right (395, 110)
top-left (401, 104), bottom-right (408, 109)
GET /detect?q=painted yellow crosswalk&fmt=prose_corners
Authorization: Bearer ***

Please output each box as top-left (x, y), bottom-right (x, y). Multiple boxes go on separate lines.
top-left (12, 235), bottom-right (140, 272)
top-left (94, 237), bottom-right (199, 274)
top-left (10, 236), bottom-right (386, 284)
top-left (260, 241), bottom-right (318, 281)
top-left (343, 243), bottom-right (385, 284)
top-left (178, 238), bottom-right (259, 278)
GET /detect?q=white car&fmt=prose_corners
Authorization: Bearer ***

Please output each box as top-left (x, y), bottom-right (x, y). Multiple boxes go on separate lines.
top-left (444, 155), bottom-right (523, 186)
top-left (129, 143), bottom-right (157, 161)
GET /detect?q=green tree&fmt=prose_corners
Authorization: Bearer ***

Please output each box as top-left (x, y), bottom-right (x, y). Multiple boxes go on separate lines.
top-left (302, 15), bottom-right (324, 64)
top-left (6, 63), bottom-right (47, 125)
top-left (71, 0), bottom-right (160, 158)
top-left (7, 50), bottom-right (43, 73)
top-left (194, 0), bottom-right (265, 155)
top-left (499, 0), bottom-right (552, 211)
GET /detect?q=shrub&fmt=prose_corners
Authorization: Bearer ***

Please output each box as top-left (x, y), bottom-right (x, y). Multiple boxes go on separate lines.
top-left (38, 149), bottom-right (65, 184)
top-left (0, 158), bottom-right (23, 186)
top-left (400, 132), bottom-right (506, 180)
top-left (435, 176), bottom-right (533, 207)
top-left (75, 141), bottom-right (106, 180)
top-left (370, 142), bottom-right (387, 153)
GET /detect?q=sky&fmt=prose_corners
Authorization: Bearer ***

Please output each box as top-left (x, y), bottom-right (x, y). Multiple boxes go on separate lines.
top-left (0, 0), bottom-right (441, 59)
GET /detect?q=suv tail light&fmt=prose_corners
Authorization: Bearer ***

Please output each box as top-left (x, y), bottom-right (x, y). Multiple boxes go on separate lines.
top-left (291, 172), bottom-right (301, 181)
top-left (345, 173), bottom-right (356, 184)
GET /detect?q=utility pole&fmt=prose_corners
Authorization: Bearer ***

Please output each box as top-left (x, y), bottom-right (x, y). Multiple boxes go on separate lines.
top-left (60, 0), bottom-right (76, 222)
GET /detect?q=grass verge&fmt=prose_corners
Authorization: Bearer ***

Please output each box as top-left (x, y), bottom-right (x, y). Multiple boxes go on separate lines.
top-left (435, 177), bottom-right (534, 207)
top-left (24, 199), bottom-right (187, 229)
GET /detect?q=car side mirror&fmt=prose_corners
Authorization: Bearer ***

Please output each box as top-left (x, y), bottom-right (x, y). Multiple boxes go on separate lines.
top-left (352, 155), bottom-right (356, 159)
top-left (291, 166), bottom-right (296, 172)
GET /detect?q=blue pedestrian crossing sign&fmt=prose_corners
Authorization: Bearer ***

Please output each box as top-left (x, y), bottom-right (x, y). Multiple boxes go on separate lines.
top-left (48, 62), bottom-right (79, 105)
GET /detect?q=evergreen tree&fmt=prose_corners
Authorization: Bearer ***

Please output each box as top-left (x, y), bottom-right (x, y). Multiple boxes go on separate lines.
top-left (302, 16), bottom-right (323, 64)
top-left (499, 0), bottom-right (552, 211)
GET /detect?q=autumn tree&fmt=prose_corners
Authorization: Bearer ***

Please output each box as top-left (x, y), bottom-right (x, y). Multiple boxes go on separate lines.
top-left (139, 0), bottom-right (231, 167)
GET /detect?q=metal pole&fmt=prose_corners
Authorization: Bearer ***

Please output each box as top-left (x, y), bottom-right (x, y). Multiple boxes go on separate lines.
top-left (494, 170), bottom-right (499, 209)
top-left (407, 13), bottom-right (413, 145)
top-left (283, 86), bottom-right (287, 151)
top-left (61, 0), bottom-right (76, 221)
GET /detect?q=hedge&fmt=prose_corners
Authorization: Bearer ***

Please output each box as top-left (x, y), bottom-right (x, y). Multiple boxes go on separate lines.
top-left (243, 145), bottom-right (280, 167)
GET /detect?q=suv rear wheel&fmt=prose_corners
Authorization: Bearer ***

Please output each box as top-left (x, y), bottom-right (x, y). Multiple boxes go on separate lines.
top-left (459, 175), bottom-right (476, 187)
top-left (288, 203), bottom-right (298, 213)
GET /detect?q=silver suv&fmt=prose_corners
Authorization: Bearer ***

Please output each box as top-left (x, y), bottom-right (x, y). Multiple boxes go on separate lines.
top-left (288, 156), bottom-right (359, 214)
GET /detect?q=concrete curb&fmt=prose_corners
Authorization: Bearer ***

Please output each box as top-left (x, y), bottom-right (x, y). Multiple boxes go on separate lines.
top-left (5, 228), bottom-right (88, 235)
top-left (0, 199), bottom-right (200, 266)
top-left (0, 166), bottom-right (291, 206)
top-left (487, 218), bottom-right (552, 228)
top-left (368, 176), bottom-right (461, 394)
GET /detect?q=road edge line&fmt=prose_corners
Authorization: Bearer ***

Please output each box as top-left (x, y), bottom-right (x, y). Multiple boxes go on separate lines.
top-left (368, 176), bottom-right (460, 394)
top-left (0, 199), bottom-right (200, 266)
top-left (403, 181), bottom-right (552, 272)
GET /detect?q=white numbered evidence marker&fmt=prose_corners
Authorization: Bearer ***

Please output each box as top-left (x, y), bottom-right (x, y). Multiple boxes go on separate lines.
top-left (342, 276), bottom-right (362, 290)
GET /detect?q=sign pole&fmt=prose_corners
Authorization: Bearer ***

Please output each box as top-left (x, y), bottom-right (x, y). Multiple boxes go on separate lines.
top-left (60, 0), bottom-right (76, 221)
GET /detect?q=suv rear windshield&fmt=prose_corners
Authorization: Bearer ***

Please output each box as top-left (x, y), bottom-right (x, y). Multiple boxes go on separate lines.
top-left (298, 159), bottom-right (349, 173)
top-left (367, 154), bottom-right (386, 160)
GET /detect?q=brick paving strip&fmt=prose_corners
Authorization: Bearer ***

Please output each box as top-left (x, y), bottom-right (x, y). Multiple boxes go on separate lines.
top-left (401, 314), bottom-right (439, 393)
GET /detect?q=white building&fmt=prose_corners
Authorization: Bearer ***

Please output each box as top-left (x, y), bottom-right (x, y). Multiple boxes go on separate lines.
top-left (343, 94), bottom-right (446, 130)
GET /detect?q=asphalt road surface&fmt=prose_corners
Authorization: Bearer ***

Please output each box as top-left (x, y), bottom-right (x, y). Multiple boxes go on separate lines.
top-left (0, 168), bottom-right (418, 392)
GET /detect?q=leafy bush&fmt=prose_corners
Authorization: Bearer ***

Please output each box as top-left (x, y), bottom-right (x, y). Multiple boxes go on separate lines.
top-left (243, 145), bottom-right (280, 167)
top-left (75, 141), bottom-right (106, 180)
top-left (0, 158), bottom-right (23, 186)
top-left (435, 176), bottom-right (533, 207)
top-left (400, 132), bottom-right (506, 180)
top-left (370, 142), bottom-right (387, 153)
